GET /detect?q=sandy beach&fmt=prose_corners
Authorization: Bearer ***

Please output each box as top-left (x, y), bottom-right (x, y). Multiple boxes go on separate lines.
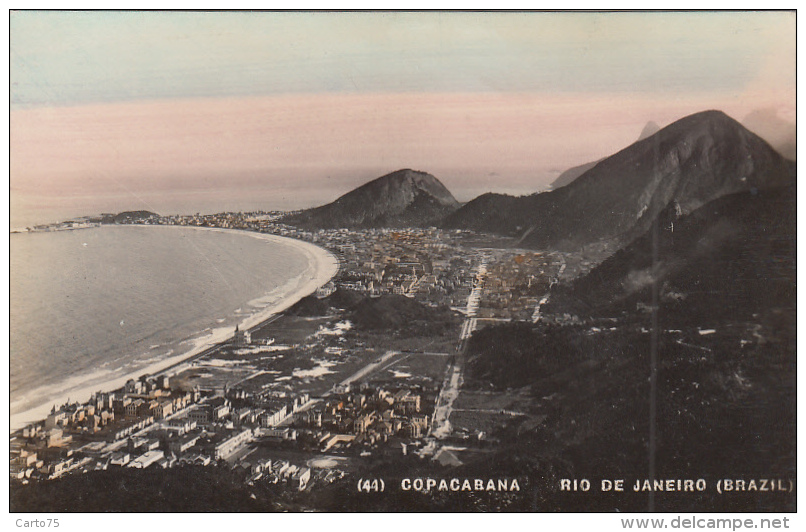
top-left (10, 226), bottom-right (338, 432)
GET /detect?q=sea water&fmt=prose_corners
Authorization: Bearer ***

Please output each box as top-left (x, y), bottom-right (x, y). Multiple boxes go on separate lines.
top-left (10, 225), bottom-right (317, 426)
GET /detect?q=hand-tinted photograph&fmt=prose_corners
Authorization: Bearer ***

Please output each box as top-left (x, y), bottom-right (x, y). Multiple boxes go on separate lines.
top-left (9, 10), bottom-right (796, 513)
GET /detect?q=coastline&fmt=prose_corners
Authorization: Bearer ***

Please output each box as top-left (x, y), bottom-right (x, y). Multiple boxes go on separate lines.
top-left (10, 225), bottom-right (339, 432)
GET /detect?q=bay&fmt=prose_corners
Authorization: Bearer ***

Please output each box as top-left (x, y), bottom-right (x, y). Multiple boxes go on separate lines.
top-left (10, 225), bottom-right (335, 428)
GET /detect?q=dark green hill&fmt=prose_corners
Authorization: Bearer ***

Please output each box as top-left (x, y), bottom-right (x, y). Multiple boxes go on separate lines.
top-left (349, 294), bottom-right (460, 336)
top-left (283, 169), bottom-right (460, 229)
top-left (286, 294), bottom-right (331, 317)
top-left (460, 183), bottom-right (795, 510)
top-left (100, 210), bottom-right (160, 224)
top-left (286, 288), bottom-right (369, 317)
top-left (548, 185), bottom-right (796, 327)
top-left (326, 288), bottom-right (368, 310)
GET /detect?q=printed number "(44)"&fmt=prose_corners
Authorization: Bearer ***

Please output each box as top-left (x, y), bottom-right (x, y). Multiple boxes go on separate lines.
top-left (357, 478), bottom-right (385, 493)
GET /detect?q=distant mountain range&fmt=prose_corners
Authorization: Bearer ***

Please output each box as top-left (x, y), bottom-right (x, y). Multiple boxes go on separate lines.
top-left (282, 169), bottom-right (460, 229)
top-left (548, 160), bottom-right (602, 190)
top-left (442, 110), bottom-right (794, 250)
top-left (282, 110), bottom-right (794, 257)
top-left (637, 120), bottom-right (661, 141)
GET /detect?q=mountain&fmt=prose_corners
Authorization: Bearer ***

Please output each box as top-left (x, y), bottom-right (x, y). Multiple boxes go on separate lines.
top-left (443, 111), bottom-right (795, 251)
top-left (283, 169), bottom-right (460, 229)
top-left (548, 185), bottom-right (796, 325)
top-left (548, 121), bottom-right (661, 190)
top-left (548, 160), bottom-right (601, 190)
top-left (462, 186), bottom-right (795, 510)
top-left (742, 108), bottom-right (796, 160)
top-left (637, 120), bottom-right (660, 141)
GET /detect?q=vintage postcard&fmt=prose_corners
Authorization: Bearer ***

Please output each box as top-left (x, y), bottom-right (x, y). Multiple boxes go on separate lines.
top-left (8, 10), bottom-right (796, 517)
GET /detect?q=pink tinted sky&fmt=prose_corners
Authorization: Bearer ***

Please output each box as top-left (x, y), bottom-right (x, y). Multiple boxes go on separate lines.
top-left (9, 11), bottom-right (796, 227)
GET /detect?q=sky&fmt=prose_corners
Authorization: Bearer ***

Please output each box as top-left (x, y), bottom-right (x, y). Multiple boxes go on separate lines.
top-left (9, 11), bottom-right (796, 227)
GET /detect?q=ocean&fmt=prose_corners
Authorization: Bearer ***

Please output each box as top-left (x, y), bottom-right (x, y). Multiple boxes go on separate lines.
top-left (10, 224), bottom-right (336, 429)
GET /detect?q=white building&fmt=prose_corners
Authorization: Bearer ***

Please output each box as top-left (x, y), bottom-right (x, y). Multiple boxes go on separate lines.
top-left (212, 428), bottom-right (253, 460)
top-left (128, 450), bottom-right (165, 469)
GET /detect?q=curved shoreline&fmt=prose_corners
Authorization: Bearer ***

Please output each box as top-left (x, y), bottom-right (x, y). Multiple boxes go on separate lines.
top-left (10, 225), bottom-right (339, 432)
